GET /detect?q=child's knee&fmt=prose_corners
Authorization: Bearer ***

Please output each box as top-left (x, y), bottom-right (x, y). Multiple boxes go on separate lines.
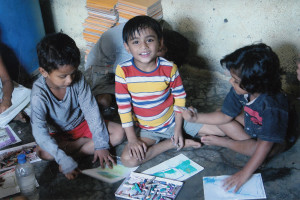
top-left (96, 94), bottom-right (112, 107)
top-left (115, 128), bottom-right (125, 144)
top-left (121, 152), bottom-right (139, 167)
top-left (77, 139), bottom-right (94, 155)
top-left (36, 146), bottom-right (54, 160)
top-left (109, 124), bottom-right (126, 146)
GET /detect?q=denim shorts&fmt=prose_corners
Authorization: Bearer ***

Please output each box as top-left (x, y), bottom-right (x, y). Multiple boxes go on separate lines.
top-left (138, 120), bottom-right (203, 143)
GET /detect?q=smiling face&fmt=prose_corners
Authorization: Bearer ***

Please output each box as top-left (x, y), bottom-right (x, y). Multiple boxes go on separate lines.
top-left (124, 27), bottom-right (162, 72)
top-left (39, 64), bottom-right (77, 89)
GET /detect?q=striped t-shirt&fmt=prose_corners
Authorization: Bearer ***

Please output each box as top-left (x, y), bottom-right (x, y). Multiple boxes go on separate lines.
top-left (115, 57), bottom-right (186, 133)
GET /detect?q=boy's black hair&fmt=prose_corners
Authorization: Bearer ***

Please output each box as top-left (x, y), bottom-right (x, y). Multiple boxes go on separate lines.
top-left (122, 15), bottom-right (163, 44)
top-left (36, 32), bottom-right (80, 73)
top-left (220, 43), bottom-right (282, 94)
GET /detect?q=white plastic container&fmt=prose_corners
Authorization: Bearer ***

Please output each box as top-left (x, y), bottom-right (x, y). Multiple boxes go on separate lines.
top-left (15, 153), bottom-right (39, 200)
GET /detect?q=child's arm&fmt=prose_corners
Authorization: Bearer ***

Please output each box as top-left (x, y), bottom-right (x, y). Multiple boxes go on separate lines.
top-left (224, 139), bottom-right (273, 192)
top-left (124, 126), bottom-right (147, 161)
top-left (0, 56), bottom-right (13, 113)
top-left (179, 87), bottom-right (244, 125)
top-left (77, 73), bottom-right (113, 168)
top-left (178, 107), bottom-right (233, 124)
top-left (115, 65), bottom-right (148, 159)
top-left (172, 112), bottom-right (184, 150)
top-left (169, 64), bottom-right (186, 150)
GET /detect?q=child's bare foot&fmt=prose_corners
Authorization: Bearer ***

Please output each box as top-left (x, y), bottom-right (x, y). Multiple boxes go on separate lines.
top-left (201, 135), bottom-right (229, 147)
top-left (183, 139), bottom-right (202, 149)
top-left (13, 111), bottom-right (28, 123)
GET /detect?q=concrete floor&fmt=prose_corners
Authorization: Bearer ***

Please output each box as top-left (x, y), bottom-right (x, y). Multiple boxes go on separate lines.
top-left (3, 69), bottom-right (300, 200)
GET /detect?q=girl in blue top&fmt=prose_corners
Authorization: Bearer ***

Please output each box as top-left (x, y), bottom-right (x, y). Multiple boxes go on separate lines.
top-left (179, 43), bottom-right (289, 192)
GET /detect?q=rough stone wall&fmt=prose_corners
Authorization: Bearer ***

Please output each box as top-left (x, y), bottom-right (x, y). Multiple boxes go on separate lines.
top-left (162, 0), bottom-right (300, 96)
top-left (180, 66), bottom-right (231, 112)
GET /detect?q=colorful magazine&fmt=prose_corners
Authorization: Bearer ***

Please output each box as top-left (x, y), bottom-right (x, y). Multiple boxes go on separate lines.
top-left (0, 125), bottom-right (21, 149)
top-left (0, 142), bottom-right (41, 172)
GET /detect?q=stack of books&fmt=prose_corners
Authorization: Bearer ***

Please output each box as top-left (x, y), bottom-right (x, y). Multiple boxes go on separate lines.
top-left (82, 0), bottom-right (163, 58)
top-left (83, 0), bottom-right (118, 55)
top-left (117, 0), bottom-right (163, 23)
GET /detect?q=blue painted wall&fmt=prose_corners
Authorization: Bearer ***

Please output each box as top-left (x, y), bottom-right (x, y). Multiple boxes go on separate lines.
top-left (0, 0), bottom-right (45, 74)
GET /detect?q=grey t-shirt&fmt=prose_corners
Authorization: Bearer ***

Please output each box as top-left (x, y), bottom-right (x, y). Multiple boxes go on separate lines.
top-left (30, 72), bottom-right (109, 174)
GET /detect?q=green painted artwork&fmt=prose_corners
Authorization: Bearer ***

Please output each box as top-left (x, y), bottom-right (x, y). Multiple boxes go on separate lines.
top-left (143, 154), bottom-right (204, 181)
top-left (82, 157), bottom-right (138, 183)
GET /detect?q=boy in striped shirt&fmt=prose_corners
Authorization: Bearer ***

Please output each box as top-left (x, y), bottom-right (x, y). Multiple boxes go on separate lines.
top-left (115, 16), bottom-right (202, 167)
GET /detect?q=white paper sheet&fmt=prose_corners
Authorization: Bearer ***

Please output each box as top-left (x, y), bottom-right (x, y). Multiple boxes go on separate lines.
top-left (0, 84), bottom-right (31, 128)
top-left (203, 173), bottom-right (266, 200)
top-left (142, 154), bottom-right (204, 181)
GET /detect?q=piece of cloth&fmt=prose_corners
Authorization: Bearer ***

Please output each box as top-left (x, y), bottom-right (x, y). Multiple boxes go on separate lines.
top-left (115, 57), bottom-right (186, 133)
top-left (30, 72), bottom-right (110, 174)
top-left (50, 120), bottom-right (92, 140)
top-left (84, 66), bottom-right (116, 96)
top-left (221, 87), bottom-right (289, 143)
top-left (139, 120), bottom-right (203, 143)
top-left (84, 23), bottom-right (131, 72)
top-left (84, 23), bottom-right (132, 97)
top-left (0, 81), bottom-right (30, 127)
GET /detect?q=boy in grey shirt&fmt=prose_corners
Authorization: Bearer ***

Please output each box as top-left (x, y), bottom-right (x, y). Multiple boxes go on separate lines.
top-left (31, 33), bottom-right (124, 180)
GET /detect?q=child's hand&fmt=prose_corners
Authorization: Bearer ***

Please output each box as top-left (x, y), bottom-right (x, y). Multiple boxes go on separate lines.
top-left (223, 169), bottom-right (252, 193)
top-left (171, 130), bottom-right (184, 150)
top-left (64, 168), bottom-right (81, 180)
top-left (128, 139), bottom-right (147, 161)
top-left (177, 106), bottom-right (198, 122)
top-left (93, 149), bottom-right (116, 169)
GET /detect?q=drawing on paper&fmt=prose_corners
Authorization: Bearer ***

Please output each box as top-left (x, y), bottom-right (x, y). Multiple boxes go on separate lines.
top-left (203, 173), bottom-right (266, 200)
top-left (142, 154), bottom-right (204, 181)
top-left (82, 157), bottom-right (138, 183)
